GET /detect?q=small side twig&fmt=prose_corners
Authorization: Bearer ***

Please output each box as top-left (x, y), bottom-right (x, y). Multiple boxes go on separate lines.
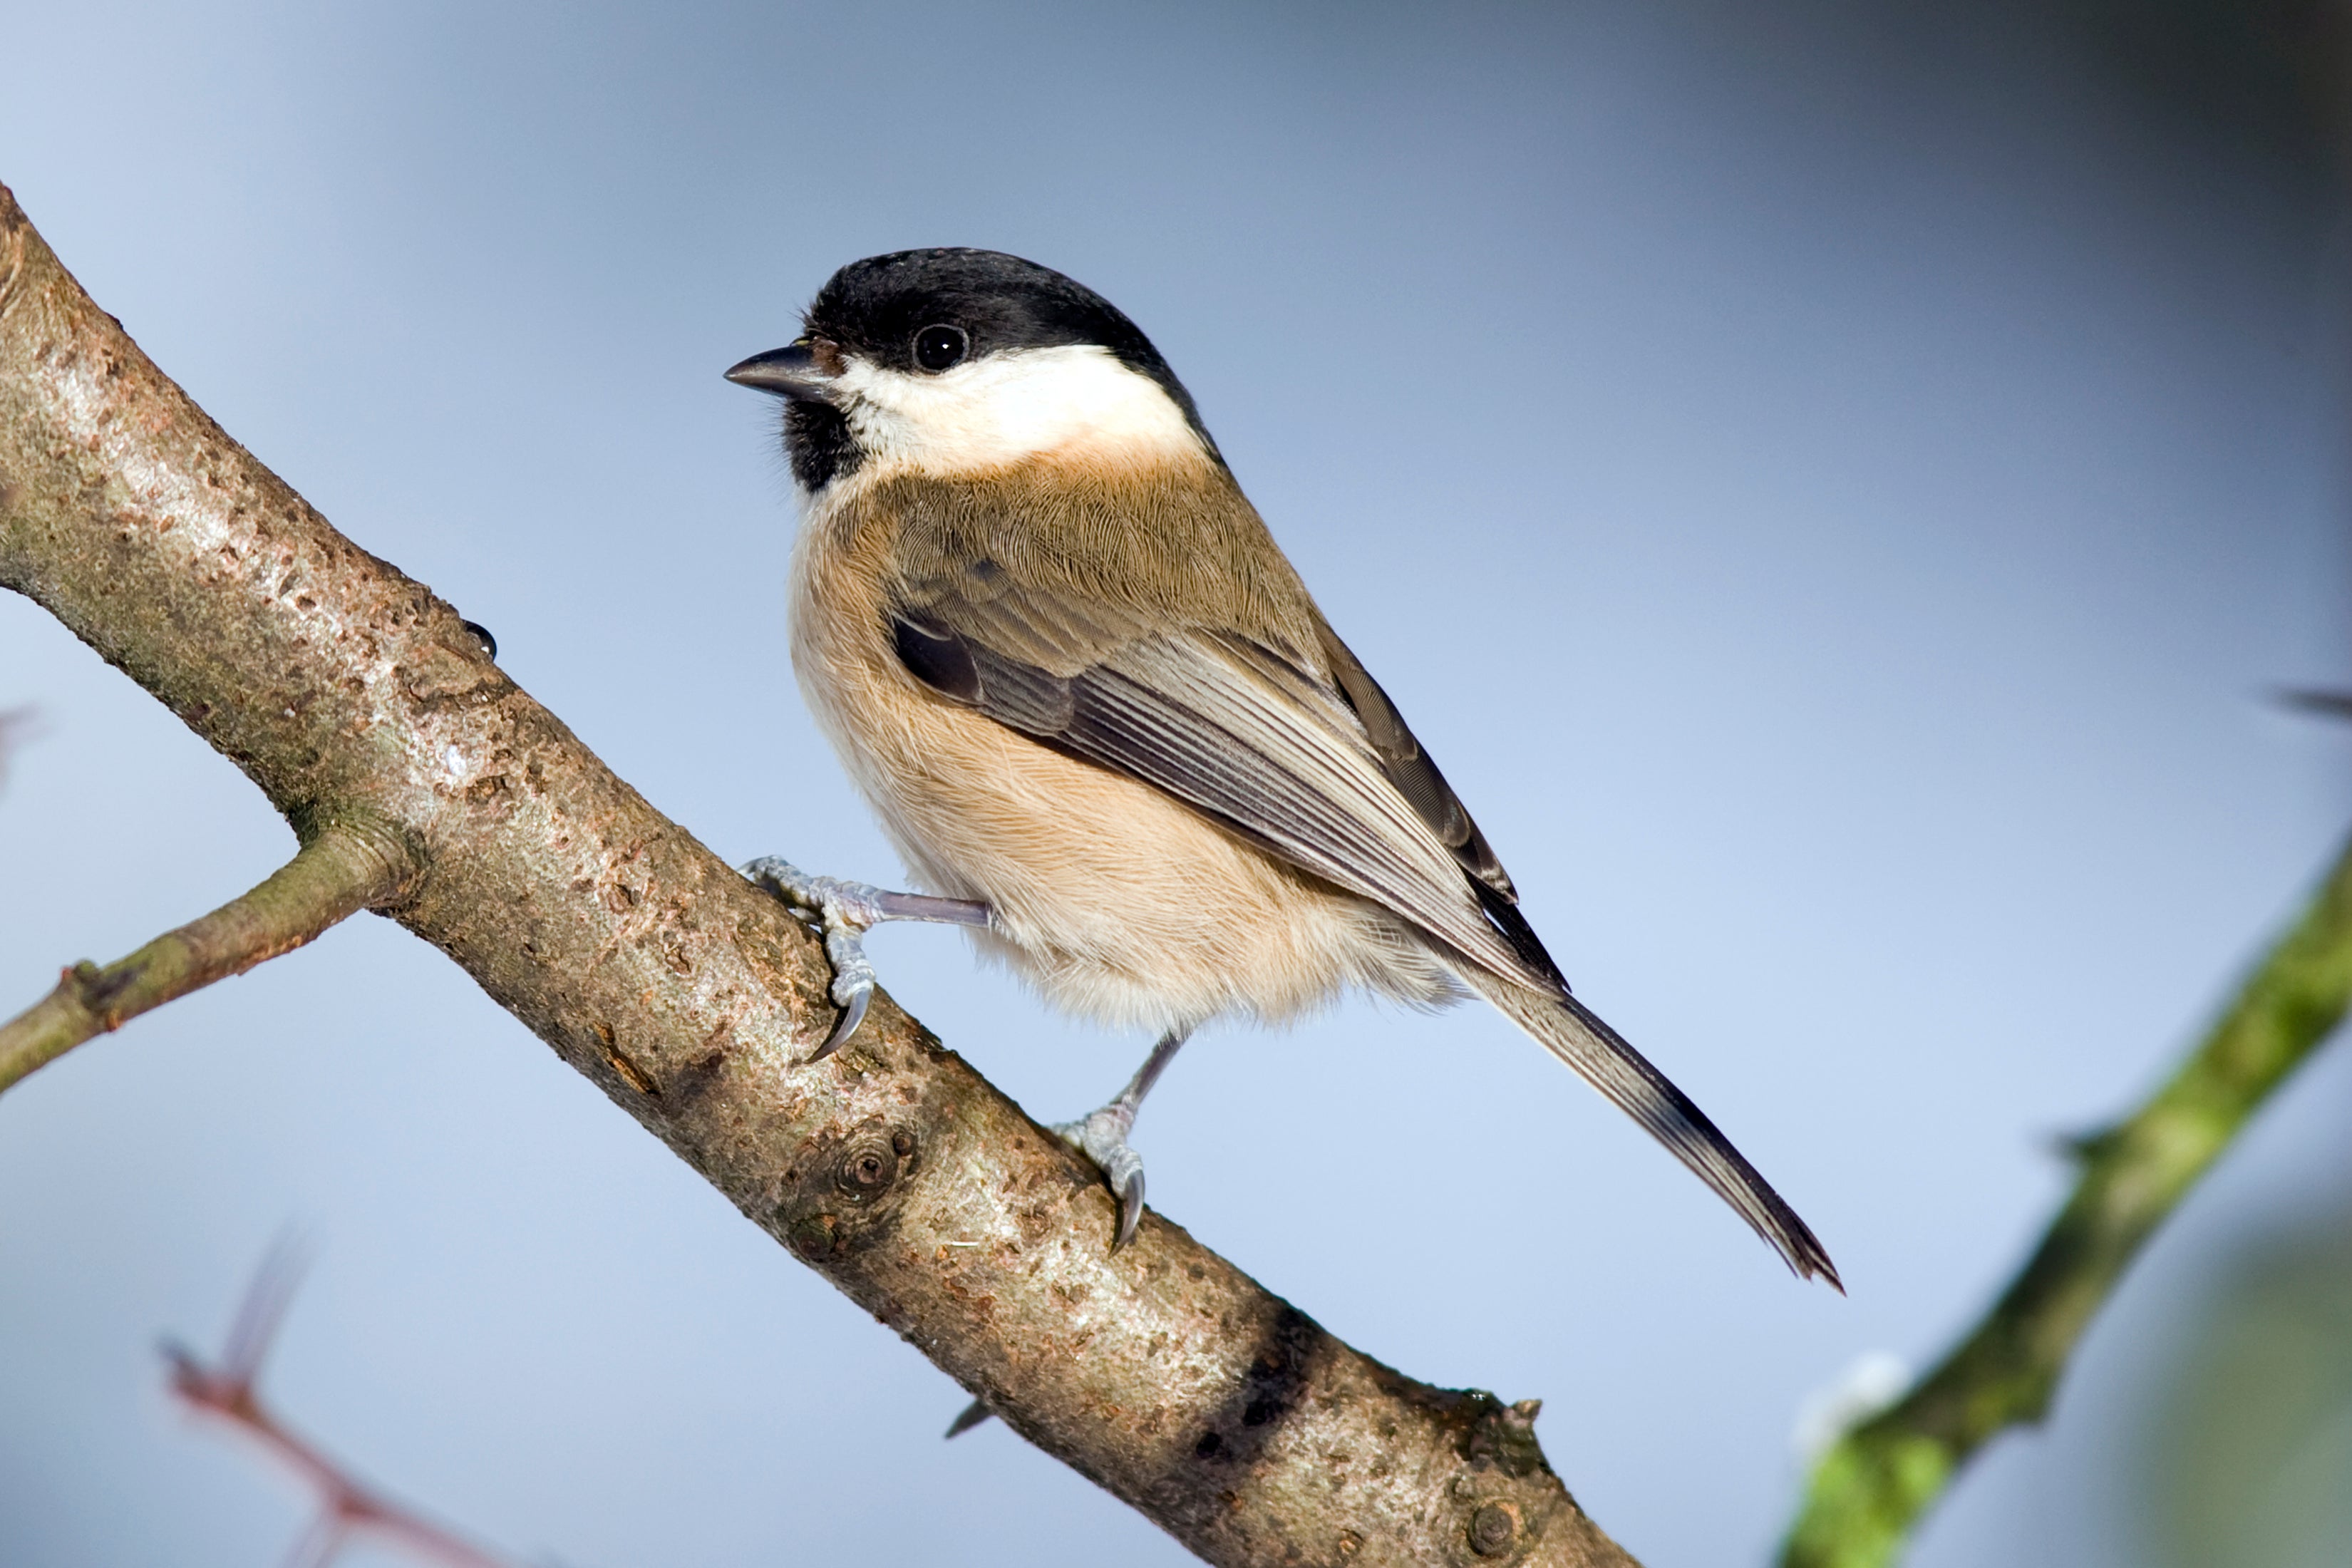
top-left (1, 172), bottom-right (1634, 1565)
top-left (2274, 686), bottom-right (2352, 721)
top-left (1778, 827), bottom-right (2352, 1568)
top-left (165, 1239), bottom-right (520, 1568)
top-left (0, 819), bottom-right (416, 1095)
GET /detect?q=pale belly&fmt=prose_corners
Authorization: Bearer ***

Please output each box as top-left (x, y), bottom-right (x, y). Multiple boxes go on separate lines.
top-left (788, 542), bottom-right (1456, 1035)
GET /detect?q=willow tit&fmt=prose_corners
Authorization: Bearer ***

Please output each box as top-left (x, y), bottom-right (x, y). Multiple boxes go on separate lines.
top-left (728, 249), bottom-right (1837, 1286)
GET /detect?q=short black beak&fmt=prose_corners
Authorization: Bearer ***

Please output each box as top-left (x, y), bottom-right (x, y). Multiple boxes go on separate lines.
top-left (724, 341), bottom-right (834, 401)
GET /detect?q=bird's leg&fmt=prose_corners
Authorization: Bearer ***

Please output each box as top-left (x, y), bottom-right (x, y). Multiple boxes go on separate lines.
top-left (1055, 1030), bottom-right (1189, 1252)
top-left (944, 1027), bottom-right (1192, 1439)
top-left (741, 857), bottom-right (990, 1059)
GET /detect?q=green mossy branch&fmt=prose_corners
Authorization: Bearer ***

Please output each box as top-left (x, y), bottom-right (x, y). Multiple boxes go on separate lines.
top-left (1780, 829), bottom-right (2352, 1568)
top-left (0, 820), bottom-right (416, 1094)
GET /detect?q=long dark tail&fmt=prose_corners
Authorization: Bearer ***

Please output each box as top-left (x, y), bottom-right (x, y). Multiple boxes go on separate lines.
top-left (1460, 967), bottom-right (1842, 1289)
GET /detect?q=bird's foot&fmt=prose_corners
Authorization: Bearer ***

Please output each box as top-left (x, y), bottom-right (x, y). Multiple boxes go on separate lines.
top-left (1054, 1100), bottom-right (1148, 1250)
top-left (1050, 1031), bottom-right (1187, 1250)
top-left (741, 856), bottom-right (989, 1059)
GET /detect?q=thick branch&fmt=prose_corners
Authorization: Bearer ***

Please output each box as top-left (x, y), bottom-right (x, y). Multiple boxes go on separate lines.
top-left (1778, 830), bottom-right (2352, 1568)
top-left (0, 819), bottom-right (415, 1093)
top-left (0, 181), bottom-right (1637, 1565)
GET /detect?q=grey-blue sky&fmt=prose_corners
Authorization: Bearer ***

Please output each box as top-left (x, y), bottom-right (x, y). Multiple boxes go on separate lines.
top-left (1, 3), bottom-right (2344, 1564)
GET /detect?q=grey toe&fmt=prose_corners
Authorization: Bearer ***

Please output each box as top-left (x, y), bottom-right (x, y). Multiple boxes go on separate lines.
top-left (1056, 1105), bottom-right (1148, 1249)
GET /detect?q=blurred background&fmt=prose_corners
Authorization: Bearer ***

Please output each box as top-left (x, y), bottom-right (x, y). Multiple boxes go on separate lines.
top-left (1, 2), bottom-right (2346, 1564)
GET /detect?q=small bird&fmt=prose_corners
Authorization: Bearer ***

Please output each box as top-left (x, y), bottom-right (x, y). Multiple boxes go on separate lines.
top-left (728, 249), bottom-right (1838, 1286)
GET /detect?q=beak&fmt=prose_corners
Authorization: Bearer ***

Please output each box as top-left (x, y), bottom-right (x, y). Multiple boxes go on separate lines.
top-left (724, 341), bottom-right (835, 401)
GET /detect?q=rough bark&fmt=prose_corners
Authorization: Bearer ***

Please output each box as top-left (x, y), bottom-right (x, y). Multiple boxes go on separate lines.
top-left (0, 180), bottom-right (1637, 1567)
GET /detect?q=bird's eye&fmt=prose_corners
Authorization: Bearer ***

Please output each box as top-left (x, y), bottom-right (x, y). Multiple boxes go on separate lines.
top-left (914, 324), bottom-right (968, 372)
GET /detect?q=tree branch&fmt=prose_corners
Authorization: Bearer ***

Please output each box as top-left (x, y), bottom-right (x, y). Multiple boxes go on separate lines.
top-left (0, 819), bottom-right (416, 1093)
top-left (0, 180), bottom-right (1638, 1566)
top-left (165, 1239), bottom-right (521, 1568)
top-left (1778, 828), bottom-right (2352, 1568)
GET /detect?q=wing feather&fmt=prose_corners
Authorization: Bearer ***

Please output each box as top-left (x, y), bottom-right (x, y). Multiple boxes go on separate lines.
top-left (898, 597), bottom-right (1552, 994)
top-left (886, 573), bottom-right (1837, 1284)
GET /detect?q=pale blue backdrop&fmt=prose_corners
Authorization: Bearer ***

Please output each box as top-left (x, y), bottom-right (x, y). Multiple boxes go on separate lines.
top-left (1, 4), bottom-right (2345, 1565)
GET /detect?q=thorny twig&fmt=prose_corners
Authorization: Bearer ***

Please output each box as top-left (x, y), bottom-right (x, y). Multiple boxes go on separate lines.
top-left (163, 1239), bottom-right (521, 1568)
top-left (2, 175), bottom-right (1637, 1564)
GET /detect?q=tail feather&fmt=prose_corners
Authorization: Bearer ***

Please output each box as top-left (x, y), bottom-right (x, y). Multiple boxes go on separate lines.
top-left (1460, 966), bottom-right (1842, 1289)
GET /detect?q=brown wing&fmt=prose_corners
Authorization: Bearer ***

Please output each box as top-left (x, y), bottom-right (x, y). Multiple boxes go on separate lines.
top-left (890, 569), bottom-right (1564, 996)
top-left (888, 562), bottom-right (1837, 1285)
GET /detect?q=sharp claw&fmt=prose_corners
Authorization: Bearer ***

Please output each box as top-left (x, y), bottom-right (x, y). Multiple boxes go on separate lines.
top-left (741, 858), bottom-right (989, 1063)
top-left (809, 914), bottom-right (878, 1061)
top-left (1114, 1168), bottom-right (1146, 1251)
top-left (944, 1398), bottom-right (996, 1439)
top-left (1053, 1106), bottom-right (1149, 1249)
top-left (1053, 1033), bottom-right (1182, 1252)
top-left (813, 982), bottom-right (870, 1060)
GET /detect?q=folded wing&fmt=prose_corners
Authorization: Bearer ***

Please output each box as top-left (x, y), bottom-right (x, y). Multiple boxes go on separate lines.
top-left (889, 577), bottom-right (1837, 1284)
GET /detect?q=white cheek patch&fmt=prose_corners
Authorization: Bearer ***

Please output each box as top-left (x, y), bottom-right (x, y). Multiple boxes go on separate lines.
top-left (835, 344), bottom-right (1205, 473)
